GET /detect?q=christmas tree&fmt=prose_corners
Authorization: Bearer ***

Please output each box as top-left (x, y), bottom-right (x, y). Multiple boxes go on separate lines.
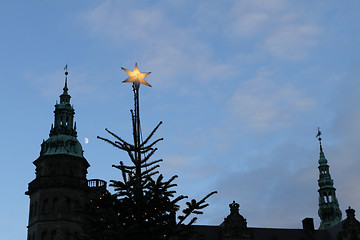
top-left (83, 64), bottom-right (216, 240)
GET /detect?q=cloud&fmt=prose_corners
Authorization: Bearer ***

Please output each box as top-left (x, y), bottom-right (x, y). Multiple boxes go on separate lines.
top-left (264, 24), bottom-right (320, 59)
top-left (228, 71), bottom-right (315, 131)
top-left (226, 1), bottom-right (321, 59)
top-left (227, 1), bottom-right (278, 37)
top-left (79, 0), bottom-right (323, 103)
top-left (241, 0), bottom-right (288, 11)
top-left (81, 1), bottom-right (238, 89)
top-left (231, 12), bottom-right (269, 36)
top-left (162, 153), bottom-right (216, 182)
top-left (162, 154), bottom-right (193, 172)
top-left (83, 1), bottom-right (166, 41)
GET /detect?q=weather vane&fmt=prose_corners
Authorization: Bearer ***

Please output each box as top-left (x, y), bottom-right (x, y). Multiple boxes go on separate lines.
top-left (121, 63), bottom-right (151, 88)
top-left (316, 127), bottom-right (322, 143)
top-left (64, 64), bottom-right (68, 75)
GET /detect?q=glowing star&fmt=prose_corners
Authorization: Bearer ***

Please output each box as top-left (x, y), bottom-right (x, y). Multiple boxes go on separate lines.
top-left (121, 63), bottom-right (151, 87)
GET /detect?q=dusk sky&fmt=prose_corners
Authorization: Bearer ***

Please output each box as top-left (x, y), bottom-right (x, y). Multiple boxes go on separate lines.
top-left (1, 1), bottom-right (360, 239)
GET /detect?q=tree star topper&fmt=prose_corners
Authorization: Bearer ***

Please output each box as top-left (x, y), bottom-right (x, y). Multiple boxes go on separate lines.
top-left (121, 63), bottom-right (151, 87)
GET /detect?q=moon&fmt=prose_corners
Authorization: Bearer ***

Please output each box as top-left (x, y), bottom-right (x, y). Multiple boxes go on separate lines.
top-left (84, 138), bottom-right (89, 144)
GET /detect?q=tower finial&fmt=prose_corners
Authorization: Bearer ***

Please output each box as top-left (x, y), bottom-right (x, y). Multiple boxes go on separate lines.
top-left (316, 127), bottom-right (323, 151)
top-left (63, 64), bottom-right (69, 93)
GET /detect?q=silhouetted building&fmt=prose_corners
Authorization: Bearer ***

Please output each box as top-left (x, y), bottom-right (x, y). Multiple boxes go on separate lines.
top-left (187, 205), bottom-right (360, 240)
top-left (26, 70), bottom-right (360, 240)
top-left (25, 71), bottom-right (107, 240)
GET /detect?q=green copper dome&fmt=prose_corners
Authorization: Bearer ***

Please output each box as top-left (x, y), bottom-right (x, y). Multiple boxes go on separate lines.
top-left (40, 134), bottom-right (83, 157)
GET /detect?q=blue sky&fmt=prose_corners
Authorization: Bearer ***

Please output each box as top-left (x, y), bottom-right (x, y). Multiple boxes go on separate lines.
top-left (1, 1), bottom-right (360, 239)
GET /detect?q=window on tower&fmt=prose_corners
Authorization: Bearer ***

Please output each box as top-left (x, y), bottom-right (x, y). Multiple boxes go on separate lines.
top-left (34, 202), bottom-right (38, 216)
top-left (51, 230), bottom-right (56, 240)
top-left (65, 232), bottom-right (70, 240)
top-left (41, 231), bottom-right (47, 240)
top-left (42, 199), bottom-right (49, 214)
top-left (64, 199), bottom-right (71, 214)
top-left (53, 199), bottom-right (59, 214)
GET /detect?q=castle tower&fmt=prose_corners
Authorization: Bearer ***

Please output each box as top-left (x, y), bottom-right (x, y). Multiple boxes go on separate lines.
top-left (316, 130), bottom-right (342, 229)
top-left (26, 70), bottom-right (91, 240)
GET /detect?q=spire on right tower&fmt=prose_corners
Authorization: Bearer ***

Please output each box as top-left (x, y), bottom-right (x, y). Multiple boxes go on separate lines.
top-left (316, 128), bottom-right (342, 229)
